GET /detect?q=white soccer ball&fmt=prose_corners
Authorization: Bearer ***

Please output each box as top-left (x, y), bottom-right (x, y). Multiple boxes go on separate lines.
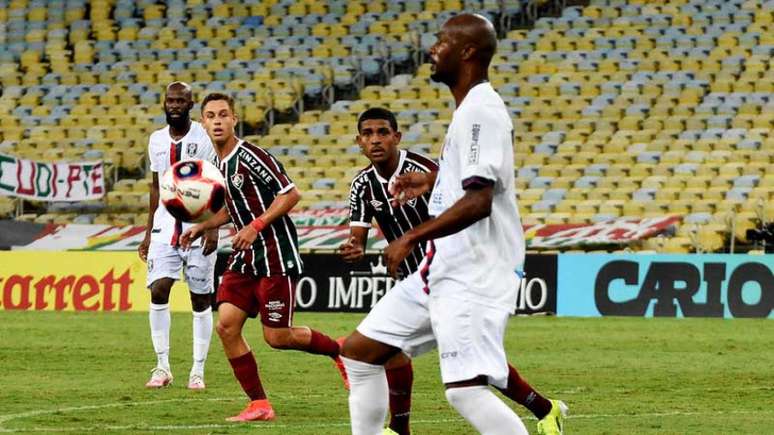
top-left (159, 159), bottom-right (226, 223)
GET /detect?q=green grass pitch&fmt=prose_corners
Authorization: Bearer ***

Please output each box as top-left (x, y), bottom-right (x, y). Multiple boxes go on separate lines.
top-left (1, 311), bottom-right (772, 434)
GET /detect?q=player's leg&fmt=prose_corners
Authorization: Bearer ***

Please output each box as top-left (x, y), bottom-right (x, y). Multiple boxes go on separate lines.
top-left (340, 271), bottom-right (435, 435)
top-left (340, 331), bottom-right (400, 435)
top-left (216, 271), bottom-right (274, 421)
top-left (497, 364), bottom-right (552, 417)
top-left (257, 275), bottom-right (340, 358)
top-left (182, 247), bottom-right (216, 389)
top-left (187, 292), bottom-right (212, 389)
top-left (430, 294), bottom-right (528, 435)
top-left (384, 353), bottom-right (413, 435)
top-left (147, 278), bottom-right (175, 387)
top-left (145, 242), bottom-right (183, 388)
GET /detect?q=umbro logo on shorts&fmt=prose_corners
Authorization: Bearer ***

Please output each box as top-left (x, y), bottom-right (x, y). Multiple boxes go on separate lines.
top-left (440, 351), bottom-right (458, 359)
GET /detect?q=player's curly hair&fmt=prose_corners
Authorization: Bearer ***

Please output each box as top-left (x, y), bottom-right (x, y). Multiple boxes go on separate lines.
top-left (357, 107), bottom-right (398, 133)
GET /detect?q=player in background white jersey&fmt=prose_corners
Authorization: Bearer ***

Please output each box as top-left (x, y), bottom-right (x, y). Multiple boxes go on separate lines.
top-left (138, 82), bottom-right (219, 390)
top-left (339, 15), bottom-right (567, 435)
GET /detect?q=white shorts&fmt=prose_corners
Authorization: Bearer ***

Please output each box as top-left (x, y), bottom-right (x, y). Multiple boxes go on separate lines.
top-left (357, 271), bottom-right (512, 388)
top-left (146, 241), bottom-right (216, 294)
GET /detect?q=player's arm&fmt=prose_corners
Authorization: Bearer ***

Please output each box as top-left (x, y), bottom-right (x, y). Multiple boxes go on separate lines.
top-left (231, 187), bottom-right (300, 250)
top-left (340, 226), bottom-right (368, 263)
top-left (340, 178), bottom-right (372, 262)
top-left (384, 184), bottom-right (493, 276)
top-left (389, 171), bottom-right (438, 207)
top-left (138, 173), bottom-right (159, 261)
top-left (386, 112), bottom-right (504, 276)
top-left (180, 207), bottom-right (231, 250)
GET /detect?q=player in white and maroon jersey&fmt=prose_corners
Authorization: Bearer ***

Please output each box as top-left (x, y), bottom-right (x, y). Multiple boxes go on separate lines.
top-left (181, 93), bottom-right (347, 423)
top-left (138, 82), bottom-right (218, 391)
top-left (339, 15), bottom-right (568, 435)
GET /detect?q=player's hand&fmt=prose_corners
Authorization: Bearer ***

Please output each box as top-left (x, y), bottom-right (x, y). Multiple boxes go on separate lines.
top-left (384, 236), bottom-right (415, 278)
top-left (138, 235), bottom-right (150, 262)
top-left (339, 236), bottom-right (364, 263)
top-left (202, 228), bottom-right (219, 256)
top-left (232, 225), bottom-right (258, 251)
top-left (180, 224), bottom-right (205, 250)
top-left (389, 172), bottom-right (432, 207)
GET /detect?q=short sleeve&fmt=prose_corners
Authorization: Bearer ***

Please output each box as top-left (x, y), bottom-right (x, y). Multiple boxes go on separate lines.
top-left (245, 146), bottom-right (295, 195)
top-left (148, 136), bottom-right (163, 173)
top-left (458, 110), bottom-right (508, 189)
top-left (348, 177), bottom-right (373, 228)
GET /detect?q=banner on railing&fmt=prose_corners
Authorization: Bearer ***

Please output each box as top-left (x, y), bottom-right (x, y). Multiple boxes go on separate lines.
top-left (0, 251), bottom-right (557, 314)
top-left (557, 254), bottom-right (774, 318)
top-left (0, 153), bottom-right (105, 201)
top-left (526, 216), bottom-right (680, 248)
top-left (11, 216), bottom-right (678, 251)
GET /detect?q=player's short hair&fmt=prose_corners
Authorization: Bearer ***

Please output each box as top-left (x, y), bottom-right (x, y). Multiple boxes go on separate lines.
top-left (201, 93), bottom-right (236, 115)
top-left (357, 107), bottom-right (398, 133)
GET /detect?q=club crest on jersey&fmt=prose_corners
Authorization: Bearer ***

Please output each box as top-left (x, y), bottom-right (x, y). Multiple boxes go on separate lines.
top-left (186, 143), bottom-right (198, 156)
top-left (370, 199), bottom-right (383, 211)
top-left (231, 173), bottom-right (244, 188)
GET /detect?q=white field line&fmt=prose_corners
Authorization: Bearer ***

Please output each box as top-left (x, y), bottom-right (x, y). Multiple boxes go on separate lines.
top-left (1, 397), bottom-right (773, 433)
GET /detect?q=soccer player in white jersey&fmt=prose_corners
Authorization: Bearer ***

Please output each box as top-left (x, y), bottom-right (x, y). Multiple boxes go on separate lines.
top-left (339, 15), bottom-right (568, 435)
top-left (138, 82), bottom-right (219, 390)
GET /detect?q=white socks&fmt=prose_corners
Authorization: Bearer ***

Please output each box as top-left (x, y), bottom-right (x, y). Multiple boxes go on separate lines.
top-left (341, 356), bottom-right (527, 435)
top-left (191, 307), bottom-right (213, 377)
top-left (149, 303), bottom-right (171, 370)
top-left (150, 303), bottom-right (213, 377)
top-left (445, 386), bottom-right (528, 435)
top-left (341, 356), bottom-right (389, 435)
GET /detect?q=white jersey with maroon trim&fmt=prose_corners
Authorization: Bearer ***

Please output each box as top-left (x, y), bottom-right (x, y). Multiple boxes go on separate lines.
top-left (425, 82), bottom-right (525, 312)
top-left (148, 121), bottom-right (216, 246)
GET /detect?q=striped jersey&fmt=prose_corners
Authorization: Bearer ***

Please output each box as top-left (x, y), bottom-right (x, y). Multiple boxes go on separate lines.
top-left (148, 121), bottom-right (215, 247)
top-left (215, 139), bottom-right (303, 277)
top-left (349, 149), bottom-right (438, 277)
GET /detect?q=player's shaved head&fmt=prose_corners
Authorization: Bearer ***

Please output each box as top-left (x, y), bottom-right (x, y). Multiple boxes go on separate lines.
top-left (429, 13), bottom-right (497, 90)
top-left (166, 81), bottom-right (193, 97)
top-left (443, 13), bottom-right (497, 67)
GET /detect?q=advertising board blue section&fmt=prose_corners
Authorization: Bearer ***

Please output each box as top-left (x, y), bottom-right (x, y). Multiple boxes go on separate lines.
top-left (557, 254), bottom-right (774, 318)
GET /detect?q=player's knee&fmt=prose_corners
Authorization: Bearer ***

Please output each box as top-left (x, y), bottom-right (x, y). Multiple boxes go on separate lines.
top-left (189, 293), bottom-right (211, 312)
top-left (340, 335), bottom-right (359, 359)
top-left (149, 279), bottom-right (172, 304)
top-left (215, 320), bottom-right (238, 340)
top-left (340, 332), bottom-right (383, 362)
top-left (385, 351), bottom-right (411, 370)
top-left (262, 328), bottom-right (293, 349)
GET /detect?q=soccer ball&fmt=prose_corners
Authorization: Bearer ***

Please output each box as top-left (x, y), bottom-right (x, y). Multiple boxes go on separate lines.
top-left (160, 159), bottom-right (226, 223)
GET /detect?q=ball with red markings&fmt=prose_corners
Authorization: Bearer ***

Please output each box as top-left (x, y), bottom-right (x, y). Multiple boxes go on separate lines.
top-left (160, 159), bottom-right (226, 223)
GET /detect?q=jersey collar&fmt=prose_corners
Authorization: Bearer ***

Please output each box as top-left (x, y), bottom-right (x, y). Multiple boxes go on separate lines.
top-left (219, 138), bottom-right (242, 163)
top-left (374, 149), bottom-right (406, 184)
top-left (166, 121), bottom-right (197, 143)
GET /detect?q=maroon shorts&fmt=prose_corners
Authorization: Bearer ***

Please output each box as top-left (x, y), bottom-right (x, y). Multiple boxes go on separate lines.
top-left (217, 270), bottom-right (296, 327)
